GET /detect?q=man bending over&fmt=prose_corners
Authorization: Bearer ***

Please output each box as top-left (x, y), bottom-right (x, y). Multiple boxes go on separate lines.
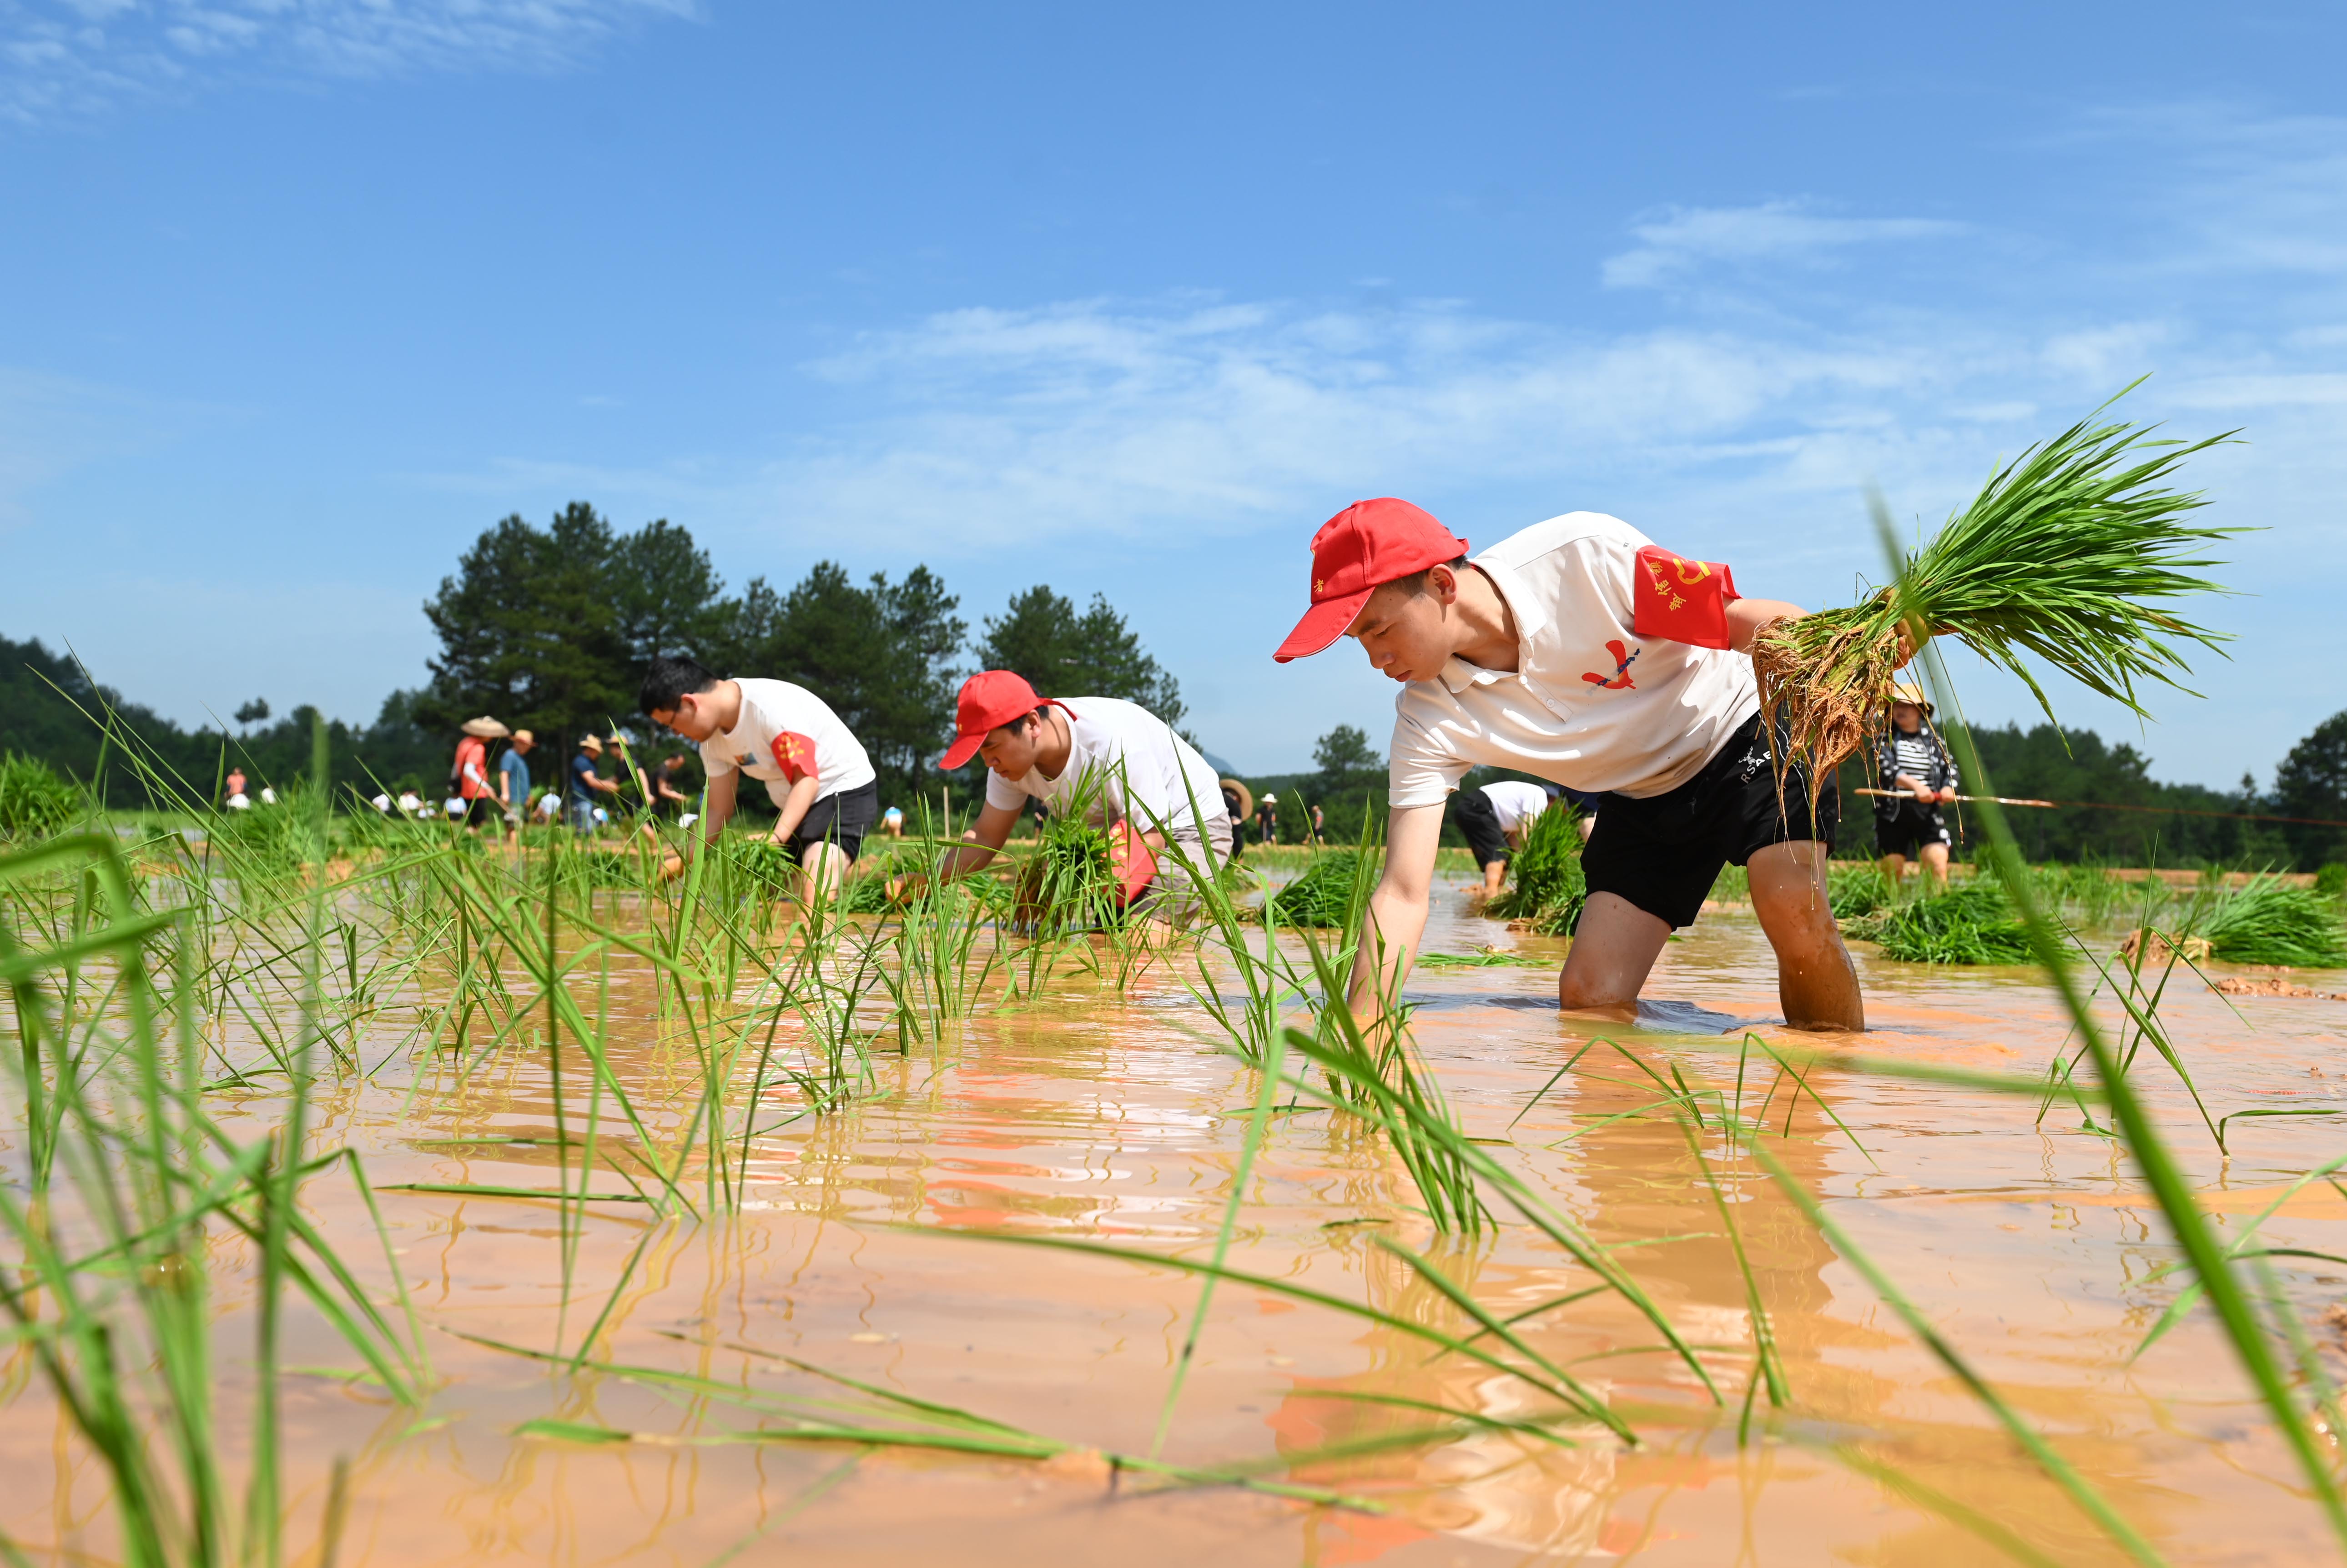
top-left (915, 671), bottom-right (1232, 919)
top-left (638, 655), bottom-right (878, 905)
top-left (1275, 498), bottom-right (1863, 1031)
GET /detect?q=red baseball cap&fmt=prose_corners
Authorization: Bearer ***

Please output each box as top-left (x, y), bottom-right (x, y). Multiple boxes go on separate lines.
top-left (938, 670), bottom-right (1074, 769)
top-left (1272, 498), bottom-right (1470, 663)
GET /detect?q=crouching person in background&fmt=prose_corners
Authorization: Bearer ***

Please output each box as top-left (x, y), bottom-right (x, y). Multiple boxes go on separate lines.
top-left (902, 671), bottom-right (1231, 932)
top-left (638, 654), bottom-right (878, 909)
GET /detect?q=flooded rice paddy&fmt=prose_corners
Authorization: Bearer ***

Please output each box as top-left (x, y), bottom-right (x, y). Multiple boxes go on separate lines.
top-left (8, 859), bottom-right (2347, 1565)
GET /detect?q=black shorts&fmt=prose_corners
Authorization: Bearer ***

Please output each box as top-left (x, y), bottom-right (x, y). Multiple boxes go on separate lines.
top-left (1451, 788), bottom-right (1511, 867)
top-left (1580, 710), bottom-right (1838, 930)
top-left (1876, 801), bottom-right (1950, 858)
top-left (781, 780), bottom-right (879, 865)
top-left (463, 796), bottom-right (497, 828)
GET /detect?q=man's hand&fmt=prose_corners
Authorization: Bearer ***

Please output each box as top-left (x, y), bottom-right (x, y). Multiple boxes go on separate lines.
top-left (1909, 782), bottom-right (1934, 804)
top-left (659, 853), bottom-right (687, 883)
top-left (1936, 787), bottom-right (1958, 804)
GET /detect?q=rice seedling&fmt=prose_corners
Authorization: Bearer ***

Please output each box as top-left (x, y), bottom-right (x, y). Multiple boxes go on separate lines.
top-left (1852, 884), bottom-right (2035, 964)
top-left (1484, 801), bottom-right (1585, 934)
top-left (1755, 385), bottom-right (2238, 809)
top-left (0, 751), bottom-right (85, 841)
top-left (2200, 874), bottom-right (2347, 968)
top-left (1268, 848), bottom-right (1371, 927)
top-left (1825, 860), bottom-right (1894, 920)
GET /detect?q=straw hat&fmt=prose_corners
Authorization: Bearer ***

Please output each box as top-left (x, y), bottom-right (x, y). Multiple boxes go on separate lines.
top-left (1220, 777), bottom-right (1254, 819)
top-left (1262, 791), bottom-right (1278, 804)
top-left (1889, 681), bottom-right (1934, 715)
top-left (461, 716), bottom-right (511, 739)
top-left (579, 732), bottom-right (604, 752)
top-left (511, 729), bottom-right (534, 745)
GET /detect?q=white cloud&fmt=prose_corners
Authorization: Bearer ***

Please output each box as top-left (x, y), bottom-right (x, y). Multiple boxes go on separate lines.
top-left (0, 0), bottom-right (697, 121)
top-left (1602, 199), bottom-right (1966, 289)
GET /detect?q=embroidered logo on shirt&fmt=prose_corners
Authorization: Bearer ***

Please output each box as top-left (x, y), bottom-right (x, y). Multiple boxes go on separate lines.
top-left (1581, 640), bottom-right (1640, 690)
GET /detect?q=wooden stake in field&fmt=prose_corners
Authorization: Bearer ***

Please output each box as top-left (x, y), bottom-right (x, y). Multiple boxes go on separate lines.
top-left (1754, 380), bottom-right (2240, 816)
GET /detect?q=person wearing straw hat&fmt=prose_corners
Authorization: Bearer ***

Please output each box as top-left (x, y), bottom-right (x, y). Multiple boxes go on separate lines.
top-left (1221, 777), bottom-right (1252, 860)
top-left (453, 716), bottom-right (509, 832)
top-left (905, 670), bottom-right (1230, 919)
top-left (1257, 791), bottom-right (1279, 847)
top-left (1274, 497), bottom-right (1864, 1032)
top-left (567, 732), bottom-right (621, 833)
top-left (636, 654), bottom-right (879, 905)
top-left (1875, 681), bottom-right (1958, 889)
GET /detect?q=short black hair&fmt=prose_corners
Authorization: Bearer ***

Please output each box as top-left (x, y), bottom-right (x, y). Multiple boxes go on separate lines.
top-left (639, 654), bottom-right (720, 715)
top-left (1391, 555), bottom-right (1470, 599)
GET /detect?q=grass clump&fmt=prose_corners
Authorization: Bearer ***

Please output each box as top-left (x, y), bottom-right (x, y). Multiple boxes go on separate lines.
top-left (2201, 875), bottom-right (2347, 968)
top-left (2314, 863), bottom-right (2347, 902)
top-left (0, 751), bottom-right (82, 839)
top-left (1828, 862), bottom-right (1896, 920)
top-left (1269, 849), bottom-right (1366, 927)
top-left (1754, 385), bottom-right (2236, 800)
top-left (1484, 804), bottom-right (1585, 935)
top-left (1861, 884), bottom-right (2035, 965)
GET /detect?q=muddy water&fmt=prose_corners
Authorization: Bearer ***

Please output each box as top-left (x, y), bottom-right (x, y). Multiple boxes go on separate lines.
top-left (10, 873), bottom-right (2347, 1564)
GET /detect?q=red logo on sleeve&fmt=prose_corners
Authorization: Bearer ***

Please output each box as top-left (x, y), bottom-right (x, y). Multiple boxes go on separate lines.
top-left (1581, 639), bottom-right (1640, 690)
top-left (771, 731), bottom-right (819, 784)
top-left (1632, 544), bottom-right (1739, 650)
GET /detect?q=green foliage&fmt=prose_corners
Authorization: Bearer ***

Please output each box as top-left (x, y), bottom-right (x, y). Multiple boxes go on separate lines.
top-left (2275, 710), bottom-right (2347, 869)
top-left (1270, 850), bottom-right (1368, 927)
top-left (1486, 804), bottom-right (1585, 935)
top-left (975, 584), bottom-right (1184, 725)
top-left (2201, 876), bottom-right (2347, 968)
top-left (1304, 724), bottom-right (1385, 845)
top-left (1861, 885), bottom-right (2035, 965)
top-left (2317, 863), bottom-right (2347, 901)
top-left (0, 751), bottom-right (81, 839)
top-left (1828, 861), bottom-right (1895, 920)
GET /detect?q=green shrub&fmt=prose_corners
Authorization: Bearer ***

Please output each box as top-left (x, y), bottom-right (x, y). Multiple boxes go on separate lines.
top-left (0, 752), bottom-right (81, 840)
top-left (2315, 863), bottom-right (2347, 902)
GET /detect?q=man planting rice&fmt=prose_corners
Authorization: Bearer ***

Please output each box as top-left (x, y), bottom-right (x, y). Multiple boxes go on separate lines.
top-left (904, 670), bottom-right (1230, 922)
top-left (1451, 777), bottom-right (1554, 900)
top-left (1874, 682), bottom-right (1958, 890)
top-left (638, 654), bottom-right (878, 904)
top-left (1276, 498), bottom-right (1864, 1030)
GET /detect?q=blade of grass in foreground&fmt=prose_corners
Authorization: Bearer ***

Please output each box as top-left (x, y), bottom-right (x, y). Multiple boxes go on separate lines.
top-left (1884, 494), bottom-right (2346, 1552)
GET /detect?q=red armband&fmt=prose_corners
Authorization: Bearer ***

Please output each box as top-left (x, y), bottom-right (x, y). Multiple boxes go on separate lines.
top-left (1108, 820), bottom-right (1158, 906)
top-left (1632, 545), bottom-right (1740, 650)
top-left (770, 731), bottom-right (820, 784)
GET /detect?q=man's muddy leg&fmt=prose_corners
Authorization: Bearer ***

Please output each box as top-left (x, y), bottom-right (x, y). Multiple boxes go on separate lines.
top-left (1749, 840), bottom-right (1863, 1031)
top-left (1556, 893), bottom-right (1672, 1019)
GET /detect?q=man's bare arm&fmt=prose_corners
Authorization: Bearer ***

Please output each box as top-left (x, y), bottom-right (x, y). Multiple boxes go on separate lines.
top-left (1727, 596), bottom-right (1806, 654)
top-left (1348, 802), bottom-right (1446, 1014)
top-left (697, 770), bottom-right (738, 850)
top-left (771, 774), bottom-right (821, 846)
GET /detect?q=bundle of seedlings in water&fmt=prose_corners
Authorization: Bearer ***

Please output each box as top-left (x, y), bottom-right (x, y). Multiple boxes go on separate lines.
top-left (1269, 848), bottom-right (1368, 927)
top-left (2200, 875), bottom-right (2347, 968)
top-left (1864, 883), bottom-right (2035, 965)
top-left (1014, 810), bottom-right (1123, 935)
top-left (1755, 384), bottom-right (2237, 815)
top-left (1827, 861), bottom-right (1897, 921)
top-left (1484, 802), bottom-right (1585, 935)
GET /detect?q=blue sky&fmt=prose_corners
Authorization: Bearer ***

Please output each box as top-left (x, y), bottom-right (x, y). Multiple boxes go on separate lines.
top-left (2, 0), bottom-right (2342, 784)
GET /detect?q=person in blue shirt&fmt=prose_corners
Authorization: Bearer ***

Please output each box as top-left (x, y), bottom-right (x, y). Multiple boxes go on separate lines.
top-left (568, 734), bottom-right (620, 832)
top-left (497, 729), bottom-right (535, 830)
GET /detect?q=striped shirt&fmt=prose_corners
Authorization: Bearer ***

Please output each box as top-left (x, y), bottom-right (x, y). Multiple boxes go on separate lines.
top-left (1891, 733), bottom-right (1954, 793)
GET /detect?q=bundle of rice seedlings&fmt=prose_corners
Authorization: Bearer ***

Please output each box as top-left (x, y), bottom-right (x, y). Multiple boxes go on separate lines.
top-left (1015, 812), bottom-right (1121, 933)
top-left (1271, 849), bottom-right (1367, 927)
top-left (2201, 875), bottom-right (2347, 968)
top-left (0, 751), bottom-right (82, 840)
top-left (1755, 386), bottom-right (2237, 802)
top-left (1828, 862), bottom-right (1895, 920)
top-left (1485, 803), bottom-right (1585, 935)
top-left (1867, 885), bottom-right (2035, 965)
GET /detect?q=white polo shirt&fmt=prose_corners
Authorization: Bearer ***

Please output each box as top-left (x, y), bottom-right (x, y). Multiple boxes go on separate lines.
top-left (984, 697), bottom-right (1224, 845)
top-left (700, 678), bottom-right (876, 809)
top-left (1480, 780), bottom-right (1551, 834)
top-left (1387, 513), bottom-right (1759, 809)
